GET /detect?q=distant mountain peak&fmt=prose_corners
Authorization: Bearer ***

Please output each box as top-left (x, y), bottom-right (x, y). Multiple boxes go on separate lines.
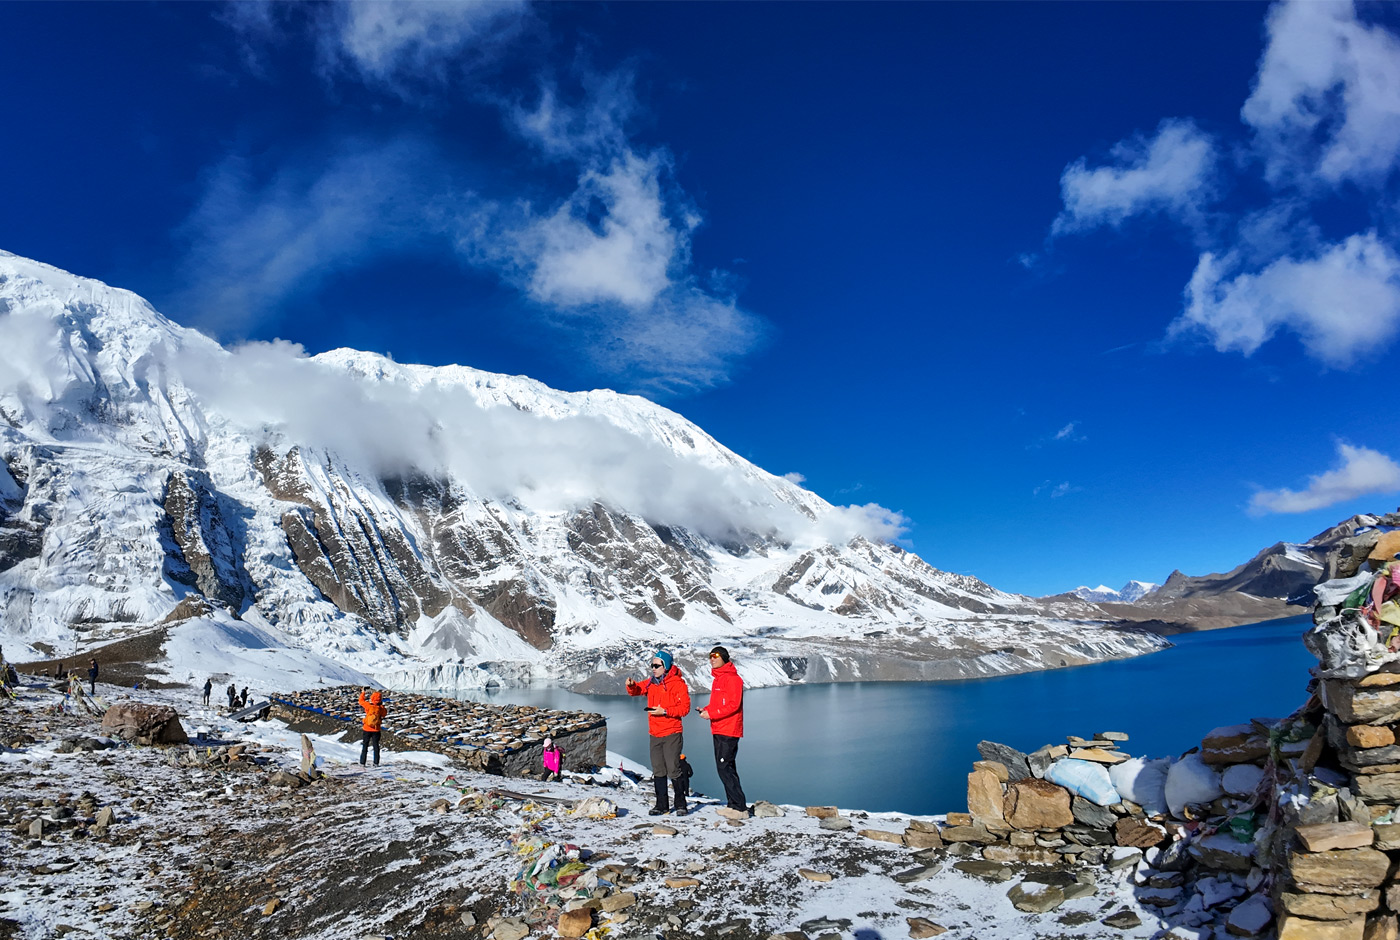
top-left (1072, 580), bottom-right (1159, 604)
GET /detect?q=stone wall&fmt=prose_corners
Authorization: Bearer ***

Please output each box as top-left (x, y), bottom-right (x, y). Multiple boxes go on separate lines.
top-left (267, 686), bottom-right (607, 777)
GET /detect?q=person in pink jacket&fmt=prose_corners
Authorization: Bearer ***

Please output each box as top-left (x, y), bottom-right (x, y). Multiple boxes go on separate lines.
top-left (698, 646), bottom-right (748, 817)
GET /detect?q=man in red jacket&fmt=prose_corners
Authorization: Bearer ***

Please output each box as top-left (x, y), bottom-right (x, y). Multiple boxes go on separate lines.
top-left (699, 646), bottom-right (748, 818)
top-left (626, 648), bottom-right (691, 816)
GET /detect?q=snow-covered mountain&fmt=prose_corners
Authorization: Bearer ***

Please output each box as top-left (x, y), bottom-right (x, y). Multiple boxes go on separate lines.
top-left (0, 251), bottom-right (1164, 691)
top-left (1072, 581), bottom-right (1158, 604)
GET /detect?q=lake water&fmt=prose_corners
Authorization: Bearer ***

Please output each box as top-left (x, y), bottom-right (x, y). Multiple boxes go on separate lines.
top-left (446, 614), bottom-right (1316, 816)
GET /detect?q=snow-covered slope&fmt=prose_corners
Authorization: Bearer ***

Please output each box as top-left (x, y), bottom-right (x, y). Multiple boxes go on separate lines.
top-left (0, 251), bottom-right (1164, 690)
top-left (1072, 581), bottom-right (1158, 604)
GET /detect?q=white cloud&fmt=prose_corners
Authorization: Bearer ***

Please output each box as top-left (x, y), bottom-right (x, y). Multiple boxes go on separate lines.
top-left (1250, 442), bottom-right (1400, 514)
top-left (1242, 0), bottom-right (1400, 188)
top-left (159, 339), bottom-right (900, 546)
top-left (1054, 422), bottom-right (1077, 441)
top-left (783, 472), bottom-right (807, 484)
top-left (1033, 480), bottom-right (1079, 498)
top-left (1173, 232), bottom-right (1400, 366)
top-left (518, 152), bottom-right (685, 310)
top-left (1053, 119), bottom-right (1219, 235)
top-left (321, 0), bottom-right (529, 92)
top-left (512, 73), bottom-right (636, 162)
top-left (173, 140), bottom-right (452, 335)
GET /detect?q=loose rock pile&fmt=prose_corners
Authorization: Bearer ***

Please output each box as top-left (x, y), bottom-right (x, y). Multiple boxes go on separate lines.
top-left (269, 686), bottom-right (607, 776)
top-left (927, 518), bottom-right (1400, 940)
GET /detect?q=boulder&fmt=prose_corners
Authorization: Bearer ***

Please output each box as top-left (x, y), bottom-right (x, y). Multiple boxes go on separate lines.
top-left (1189, 833), bottom-right (1256, 873)
top-left (1201, 724), bottom-right (1270, 765)
top-left (100, 704), bottom-right (188, 746)
top-left (973, 760), bottom-right (1009, 782)
top-left (805, 806), bottom-right (840, 818)
top-left (1071, 795), bottom-right (1116, 829)
top-left (903, 826), bottom-right (943, 850)
top-left (940, 823), bottom-right (998, 844)
top-left (1323, 681), bottom-right (1400, 726)
top-left (1366, 915), bottom-right (1399, 940)
top-left (1346, 726), bottom-right (1396, 749)
top-left (1226, 894), bottom-right (1273, 937)
top-left (906, 917), bottom-right (947, 938)
top-left (859, 829), bottom-right (905, 846)
top-left (1288, 848), bottom-right (1390, 894)
top-left (1067, 747), bottom-right (1128, 764)
top-left (983, 844), bottom-right (1061, 866)
top-left (967, 768), bottom-right (1005, 826)
top-left (1114, 817), bottom-right (1166, 849)
top-left (1277, 912), bottom-right (1366, 940)
top-left (977, 741), bottom-right (1031, 782)
top-left (1007, 881), bottom-right (1065, 913)
top-left (1353, 773), bottom-right (1400, 802)
top-left (1373, 823), bottom-right (1400, 851)
top-left (1296, 822), bottom-right (1375, 853)
top-left (1279, 890), bottom-right (1379, 920)
top-left (752, 801), bottom-right (784, 818)
top-left (557, 908), bottom-right (592, 938)
top-left (1004, 779), bottom-right (1073, 831)
top-left (819, 816), bottom-right (853, 831)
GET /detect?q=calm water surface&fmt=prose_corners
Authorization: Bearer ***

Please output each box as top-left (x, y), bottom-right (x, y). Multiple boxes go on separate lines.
top-left (446, 615), bottom-right (1314, 815)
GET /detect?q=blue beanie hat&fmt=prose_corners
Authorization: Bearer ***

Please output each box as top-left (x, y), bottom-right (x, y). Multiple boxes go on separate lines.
top-left (653, 650), bottom-right (673, 673)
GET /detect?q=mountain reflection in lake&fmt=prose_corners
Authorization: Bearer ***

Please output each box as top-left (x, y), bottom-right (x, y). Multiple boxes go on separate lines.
top-left (443, 615), bottom-right (1315, 816)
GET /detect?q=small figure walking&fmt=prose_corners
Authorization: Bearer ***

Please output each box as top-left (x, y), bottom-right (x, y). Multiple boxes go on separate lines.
top-left (542, 736), bottom-right (564, 781)
top-left (359, 688), bottom-right (386, 766)
top-left (699, 646), bottom-right (749, 818)
top-left (239, 687), bottom-right (249, 708)
top-left (226, 682), bottom-right (237, 709)
top-left (203, 677), bottom-right (212, 706)
top-left (87, 658), bottom-right (98, 695)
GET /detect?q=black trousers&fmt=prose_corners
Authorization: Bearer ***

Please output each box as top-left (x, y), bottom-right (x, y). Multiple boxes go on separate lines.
top-left (360, 730), bottom-right (381, 766)
top-left (713, 734), bottom-right (747, 809)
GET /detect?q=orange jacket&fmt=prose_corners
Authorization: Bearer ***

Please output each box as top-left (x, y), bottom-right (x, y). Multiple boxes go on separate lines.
top-left (359, 690), bottom-right (386, 733)
top-left (627, 665), bottom-right (690, 737)
top-left (704, 661), bottom-right (744, 738)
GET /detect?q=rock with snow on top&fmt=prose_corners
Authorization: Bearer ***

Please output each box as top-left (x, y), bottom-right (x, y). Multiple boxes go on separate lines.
top-left (1007, 881), bottom-right (1066, 913)
top-left (1224, 895), bottom-right (1272, 937)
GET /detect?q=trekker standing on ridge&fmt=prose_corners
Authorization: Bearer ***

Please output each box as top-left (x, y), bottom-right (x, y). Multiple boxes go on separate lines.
top-left (359, 688), bottom-right (386, 766)
top-left (226, 682), bottom-right (237, 709)
top-left (87, 658), bottom-right (98, 695)
top-left (203, 677), bottom-right (212, 706)
top-left (626, 649), bottom-right (691, 816)
top-left (698, 646), bottom-right (749, 818)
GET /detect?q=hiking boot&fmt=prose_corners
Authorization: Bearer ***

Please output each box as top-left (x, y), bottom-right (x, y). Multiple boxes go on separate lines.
top-left (650, 776), bottom-right (669, 816)
top-left (671, 777), bottom-right (689, 817)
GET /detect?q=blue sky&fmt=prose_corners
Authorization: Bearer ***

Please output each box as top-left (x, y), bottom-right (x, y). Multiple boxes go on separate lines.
top-left (3, 1), bottom-right (1400, 597)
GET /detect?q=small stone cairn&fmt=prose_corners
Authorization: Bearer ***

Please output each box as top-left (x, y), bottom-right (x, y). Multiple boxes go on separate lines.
top-left (937, 520), bottom-right (1400, 940)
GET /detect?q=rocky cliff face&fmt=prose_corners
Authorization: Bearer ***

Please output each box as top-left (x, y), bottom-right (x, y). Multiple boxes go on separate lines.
top-left (0, 250), bottom-right (1162, 688)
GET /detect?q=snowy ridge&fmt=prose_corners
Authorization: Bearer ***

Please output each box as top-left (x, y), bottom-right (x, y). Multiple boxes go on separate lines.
top-left (0, 250), bottom-right (1165, 691)
top-left (1072, 581), bottom-right (1159, 604)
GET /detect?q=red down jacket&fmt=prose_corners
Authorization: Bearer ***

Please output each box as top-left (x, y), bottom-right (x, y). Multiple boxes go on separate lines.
top-left (704, 661), bottom-right (744, 738)
top-left (628, 665), bottom-right (690, 737)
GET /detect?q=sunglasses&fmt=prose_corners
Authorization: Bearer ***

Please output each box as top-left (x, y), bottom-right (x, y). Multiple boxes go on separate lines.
top-left (651, 662), bottom-right (664, 669)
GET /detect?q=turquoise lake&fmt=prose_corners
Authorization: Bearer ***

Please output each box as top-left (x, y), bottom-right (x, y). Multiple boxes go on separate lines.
top-left (448, 614), bottom-right (1316, 816)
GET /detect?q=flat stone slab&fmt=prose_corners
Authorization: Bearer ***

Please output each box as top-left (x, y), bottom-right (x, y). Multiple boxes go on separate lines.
top-left (1007, 881), bottom-right (1066, 913)
top-left (1295, 821), bottom-right (1375, 852)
